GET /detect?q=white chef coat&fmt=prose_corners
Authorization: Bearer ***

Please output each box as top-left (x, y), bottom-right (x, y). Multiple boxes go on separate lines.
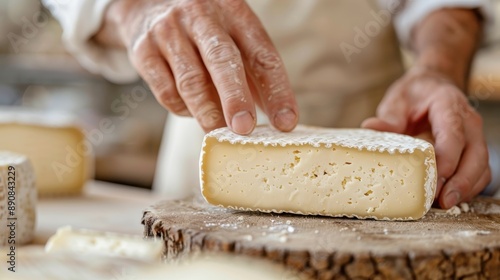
top-left (42, 0), bottom-right (496, 198)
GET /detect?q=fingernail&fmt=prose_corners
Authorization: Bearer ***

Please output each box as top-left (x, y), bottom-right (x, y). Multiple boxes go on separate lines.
top-left (231, 111), bottom-right (254, 135)
top-left (274, 108), bottom-right (297, 131)
top-left (444, 191), bottom-right (461, 208)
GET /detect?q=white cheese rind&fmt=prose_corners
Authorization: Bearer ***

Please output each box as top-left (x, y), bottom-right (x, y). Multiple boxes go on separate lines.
top-left (200, 125), bottom-right (437, 220)
top-left (0, 151), bottom-right (37, 245)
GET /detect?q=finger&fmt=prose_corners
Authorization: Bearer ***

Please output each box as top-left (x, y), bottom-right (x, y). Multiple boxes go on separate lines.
top-left (428, 96), bottom-right (466, 183)
top-left (464, 168), bottom-right (491, 202)
top-left (220, 0), bottom-right (298, 131)
top-left (154, 14), bottom-right (226, 132)
top-left (439, 144), bottom-right (489, 208)
top-left (361, 84), bottom-right (409, 133)
top-left (361, 118), bottom-right (403, 133)
top-left (130, 36), bottom-right (190, 116)
top-left (438, 113), bottom-right (488, 208)
top-left (182, 1), bottom-right (257, 135)
top-left (244, 63), bottom-right (264, 110)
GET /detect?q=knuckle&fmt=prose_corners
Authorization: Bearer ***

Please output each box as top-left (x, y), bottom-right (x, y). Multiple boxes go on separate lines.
top-left (154, 80), bottom-right (176, 96)
top-left (454, 176), bottom-right (474, 193)
top-left (177, 70), bottom-right (210, 97)
top-left (220, 0), bottom-right (246, 11)
top-left (446, 126), bottom-right (465, 145)
top-left (129, 34), bottom-right (154, 60)
top-left (267, 77), bottom-right (290, 95)
top-left (151, 11), bottom-right (176, 34)
top-left (220, 87), bottom-right (245, 104)
top-left (160, 94), bottom-right (184, 108)
top-left (139, 55), bottom-right (160, 74)
top-left (205, 43), bottom-right (241, 65)
top-left (143, 8), bottom-right (179, 43)
top-left (154, 87), bottom-right (187, 113)
top-left (438, 161), bottom-right (456, 179)
top-left (249, 47), bottom-right (283, 71)
top-left (443, 108), bottom-right (463, 127)
top-left (195, 101), bottom-right (224, 129)
top-left (435, 129), bottom-right (465, 148)
top-left (180, 0), bottom-right (206, 12)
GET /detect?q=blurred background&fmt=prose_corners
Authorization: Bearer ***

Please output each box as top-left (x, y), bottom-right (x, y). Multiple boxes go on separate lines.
top-left (0, 0), bottom-right (167, 189)
top-left (0, 0), bottom-right (499, 191)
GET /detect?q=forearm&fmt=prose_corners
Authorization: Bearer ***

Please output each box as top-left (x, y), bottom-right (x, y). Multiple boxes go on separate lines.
top-left (410, 8), bottom-right (483, 90)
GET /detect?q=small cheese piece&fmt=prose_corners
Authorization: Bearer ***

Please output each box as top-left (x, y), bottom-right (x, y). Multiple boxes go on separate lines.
top-left (45, 226), bottom-right (164, 262)
top-left (0, 151), bottom-right (36, 245)
top-left (0, 108), bottom-right (92, 196)
top-left (200, 125), bottom-right (437, 220)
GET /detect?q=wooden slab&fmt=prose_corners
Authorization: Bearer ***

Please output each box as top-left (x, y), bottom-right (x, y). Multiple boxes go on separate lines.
top-left (142, 197), bottom-right (500, 279)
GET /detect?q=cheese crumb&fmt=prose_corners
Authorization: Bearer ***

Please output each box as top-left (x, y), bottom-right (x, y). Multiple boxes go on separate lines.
top-left (459, 202), bottom-right (470, 213)
top-left (446, 206), bottom-right (461, 216)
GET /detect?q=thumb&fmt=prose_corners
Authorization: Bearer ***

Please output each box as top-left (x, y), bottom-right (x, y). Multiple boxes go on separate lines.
top-left (361, 99), bottom-right (408, 134)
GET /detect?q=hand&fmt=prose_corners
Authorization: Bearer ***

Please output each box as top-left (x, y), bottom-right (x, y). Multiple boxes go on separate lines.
top-left (102, 0), bottom-right (299, 134)
top-left (362, 67), bottom-right (491, 209)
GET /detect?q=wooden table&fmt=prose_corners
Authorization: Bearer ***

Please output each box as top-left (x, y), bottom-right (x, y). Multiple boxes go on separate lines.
top-left (3, 181), bottom-right (499, 279)
top-left (144, 197), bottom-right (500, 279)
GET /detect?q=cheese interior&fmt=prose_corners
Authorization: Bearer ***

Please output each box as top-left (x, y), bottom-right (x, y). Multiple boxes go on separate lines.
top-left (202, 138), bottom-right (433, 220)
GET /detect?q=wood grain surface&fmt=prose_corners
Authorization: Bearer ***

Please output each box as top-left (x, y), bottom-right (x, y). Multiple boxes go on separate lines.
top-left (142, 197), bottom-right (500, 279)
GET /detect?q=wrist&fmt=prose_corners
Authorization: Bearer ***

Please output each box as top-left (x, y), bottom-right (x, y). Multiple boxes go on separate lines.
top-left (410, 8), bottom-right (483, 92)
top-left (93, 0), bottom-right (141, 49)
top-left (414, 46), bottom-right (469, 90)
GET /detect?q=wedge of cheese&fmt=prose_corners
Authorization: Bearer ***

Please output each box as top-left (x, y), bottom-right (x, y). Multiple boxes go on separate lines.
top-left (0, 108), bottom-right (92, 196)
top-left (0, 151), bottom-right (36, 246)
top-left (200, 125), bottom-right (437, 220)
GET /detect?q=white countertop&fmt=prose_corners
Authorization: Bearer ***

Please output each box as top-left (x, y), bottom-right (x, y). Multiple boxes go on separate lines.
top-left (34, 180), bottom-right (166, 245)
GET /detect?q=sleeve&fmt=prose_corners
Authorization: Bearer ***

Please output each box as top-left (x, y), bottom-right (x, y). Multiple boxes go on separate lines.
top-left (42, 0), bottom-right (139, 84)
top-left (379, 0), bottom-right (496, 47)
top-left (483, 145), bottom-right (500, 196)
